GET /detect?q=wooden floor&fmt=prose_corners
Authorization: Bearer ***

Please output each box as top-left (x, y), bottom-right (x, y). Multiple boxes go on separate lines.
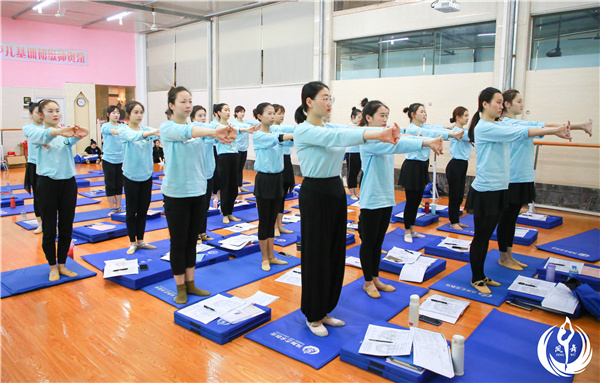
top-left (1, 163), bottom-right (599, 382)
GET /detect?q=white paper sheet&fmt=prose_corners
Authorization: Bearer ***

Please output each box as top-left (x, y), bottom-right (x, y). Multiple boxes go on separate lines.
top-left (350, 201), bottom-right (360, 207)
top-left (274, 267), bottom-right (302, 286)
top-left (545, 258), bottom-right (584, 274)
top-left (399, 257), bottom-right (436, 283)
top-left (508, 275), bottom-right (556, 298)
top-left (225, 222), bottom-right (258, 233)
top-left (161, 244), bottom-right (213, 262)
top-left (431, 204), bottom-right (448, 211)
top-left (177, 294), bottom-right (246, 324)
top-left (22, 218), bottom-right (39, 226)
top-left (234, 199), bottom-right (250, 207)
top-left (358, 324), bottom-right (413, 357)
top-left (88, 223), bottom-right (116, 231)
top-left (519, 212), bottom-right (547, 221)
top-left (437, 237), bottom-right (471, 252)
top-left (244, 290), bottom-right (280, 306)
top-left (386, 247), bottom-right (421, 264)
top-left (220, 303), bottom-right (264, 324)
top-left (395, 212), bottom-right (425, 219)
top-left (419, 294), bottom-right (470, 324)
top-left (196, 244), bottom-right (214, 253)
top-left (411, 328), bottom-right (455, 379)
top-left (345, 256), bottom-right (362, 268)
top-left (103, 258), bottom-right (139, 278)
top-left (219, 234), bottom-right (258, 251)
top-left (347, 222), bottom-right (359, 230)
top-left (541, 283), bottom-right (579, 314)
top-left (282, 215), bottom-right (300, 223)
top-left (514, 227), bottom-right (532, 238)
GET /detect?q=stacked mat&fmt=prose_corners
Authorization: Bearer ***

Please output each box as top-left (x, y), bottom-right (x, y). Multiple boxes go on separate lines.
top-left (1, 197), bottom-right (100, 217)
top-left (437, 214), bottom-right (538, 246)
top-left (390, 202), bottom-right (439, 227)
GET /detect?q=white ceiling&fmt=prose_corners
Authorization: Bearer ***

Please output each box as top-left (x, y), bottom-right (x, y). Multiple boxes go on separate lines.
top-left (2, 0), bottom-right (272, 33)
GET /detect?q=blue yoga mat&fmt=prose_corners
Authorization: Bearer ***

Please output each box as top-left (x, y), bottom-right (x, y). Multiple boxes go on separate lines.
top-left (74, 173), bottom-right (104, 179)
top-left (517, 214), bottom-right (563, 229)
top-left (291, 194), bottom-right (356, 210)
top-left (5, 192), bottom-right (33, 201)
top-left (78, 184), bottom-right (160, 198)
top-left (1, 197), bottom-right (100, 217)
top-left (424, 237), bottom-right (471, 262)
top-left (273, 221), bottom-right (301, 247)
top-left (346, 227), bottom-right (443, 254)
top-left (429, 309), bottom-right (574, 383)
top-left (390, 202), bottom-right (439, 226)
top-left (246, 191), bottom-right (300, 203)
top-left (141, 251), bottom-right (301, 308)
top-left (81, 238), bottom-right (229, 290)
top-left (1, 258), bottom-right (97, 298)
top-left (238, 185), bottom-right (254, 195)
top-left (536, 257), bottom-right (600, 291)
top-left (437, 214), bottom-right (538, 246)
top-left (418, 204), bottom-right (463, 219)
top-left (72, 216), bottom-right (170, 243)
top-left (0, 196), bottom-right (24, 207)
top-left (430, 250), bottom-right (545, 306)
top-left (204, 207), bottom-right (286, 232)
top-left (245, 277), bottom-right (428, 369)
top-left (207, 233), bottom-right (260, 257)
top-left (153, 179), bottom-right (163, 185)
top-left (536, 229), bottom-right (600, 262)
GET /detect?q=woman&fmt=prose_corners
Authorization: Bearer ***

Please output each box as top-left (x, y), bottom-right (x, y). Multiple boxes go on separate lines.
top-left (251, 102), bottom-right (294, 271)
top-left (294, 81), bottom-right (399, 337)
top-left (465, 87), bottom-right (571, 294)
top-left (152, 140), bottom-right (164, 164)
top-left (358, 99), bottom-right (443, 298)
top-left (22, 102), bottom-right (44, 234)
top-left (27, 99), bottom-right (88, 280)
top-left (191, 105), bottom-right (215, 243)
top-left (84, 139), bottom-right (102, 163)
top-left (345, 105), bottom-right (363, 200)
top-left (445, 107), bottom-right (471, 230)
top-left (118, 102), bottom-right (160, 255)
top-left (160, 87), bottom-right (236, 304)
top-left (232, 106), bottom-right (251, 193)
top-left (399, 103), bottom-right (463, 243)
top-left (271, 104), bottom-right (295, 236)
top-left (101, 105), bottom-right (125, 214)
top-left (495, 89), bottom-right (593, 271)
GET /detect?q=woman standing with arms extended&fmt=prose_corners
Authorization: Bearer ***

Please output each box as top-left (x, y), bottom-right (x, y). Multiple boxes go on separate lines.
top-left (445, 107), bottom-right (471, 230)
top-left (118, 101), bottom-right (160, 255)
top-left (358, 99), bottom-right (443, 298)
top-left (345, 105), bottom-right (363, 200)
top-left (22, 102), bottom-right (45, 234)
top-left (28, 100), bottom-right (88, 280)
top-left (101, 105), bottom-right (125, 214)
top-left (465, 87), bottom-right (571, 294)
top-left (271, 104), bottom-right (295, 236)
top-left (160, 87), bottom-right (236, 304)
top-left (294, 81), bottom-right (399, 337)
top-left (191, 105), bottom-right (215, 243)
top-left (232, 106), bottom-right (252, 193)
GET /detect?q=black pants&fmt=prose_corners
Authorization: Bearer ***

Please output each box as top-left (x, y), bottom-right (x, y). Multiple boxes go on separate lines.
top-left (359, 207), bottom-right (392, 281)
top-left (299, 177), bottom-right (347, 322)
top-left (282, 154), bottom-right (295, 194)
top-left (496, 203), bottom-right (522, 252)
top-left (102, 160), bottom-right (123, 197)
top-left (218, 153), bottom-right (239, 216)
top-left (164, 195), bottom-right (203, 275)
top-left (256, 196), bottom-right (282, 240)
top-left (37, 176), bottom-right (77, 265)
top-left (123, 176), bottom-right (153, 242)
top-left (446, 159), bottom-right (468, 224)
top-left (470, 213), bottom-right (502, 282)
top-left (24, 162), bottom-right (41, 217)
top-left (199, 177), bottom-right (213, 234)
top-left (237, 151), bottom-right (247, 187)
top-left (346, 153), bottom-right (362, 189)
top-left (212, 147), bottom-right (220, 194)
top-left (404, 189), bottom-right (424, 230)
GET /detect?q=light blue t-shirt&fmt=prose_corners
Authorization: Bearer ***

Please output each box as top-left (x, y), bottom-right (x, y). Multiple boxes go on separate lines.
top-left (231, 120), bottom-right (251, 152)
top-left (404, 123), bottom-right (450, 161)
top-left (502, 117), bottom-right (545, 183)
top-left (193, 122), bottom-right (216, 180)
top-left (449, 126), bottom-right (472, 161)
top-left (101, 122), bottom-right (124, 164)
top-left (295, 121), bottom-right (365, 178)
top-left (271, 124), bottom-right (295, 155)
top-left (214, 122), bottom-right (238, 155)
top-left (118, 125), bottom-right (157, 182)
top-left (359, 136), bottom-right (425, 210)
top-left (252, 130), bottom-right (294, 173)
top-left (27, 128), bottom-right (80, 180)
top-left (159, 121), bottom-right (207, 198)
top-left (471, 120), bottom-right (530, 192)
top-left (22, 123), bottom-right (44, 165)
top-left (345, 124), bottom-right (363, 154)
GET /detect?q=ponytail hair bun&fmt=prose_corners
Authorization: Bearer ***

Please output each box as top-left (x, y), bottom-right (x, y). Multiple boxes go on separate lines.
top-left (360, 98), bottom-right (369, 108)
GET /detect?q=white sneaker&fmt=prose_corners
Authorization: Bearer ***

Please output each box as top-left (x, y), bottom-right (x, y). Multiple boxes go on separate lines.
top-left (34, 225), bottom-right (43, 234)
top-left (404, 233), bottom-right (413, 243)
top-left (322, 316), bottom-right (345, 327)
top-left (126, 245), bottom-right (137, 255)
top-left (306, 320), bottom-right (328, 337)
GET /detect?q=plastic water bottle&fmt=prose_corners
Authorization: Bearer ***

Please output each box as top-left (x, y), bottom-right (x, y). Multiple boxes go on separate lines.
top-left (424, 202), bottom-right (430, 214)
top-left (408, 294), bottom-right (420, 328)
top-left (20, 210), bottom-right (27, 220)
top-left (546, 263), bottom-right (556, 282)
top-left (10, 196), bottom-right (16, 209)
top-left (569, 265), bottom-right (578, 279)
top-left (431, 204), bottom-right (437, 215)
top-left (452, 335), bottom-right (465, 376)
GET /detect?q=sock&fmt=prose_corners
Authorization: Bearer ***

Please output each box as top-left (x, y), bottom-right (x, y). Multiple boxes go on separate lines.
top-left (175, 284), bottom-right (188, 304)
top-left (185, 280), bottom-right (210, 296)
top-left (49, 268), bottom-right (59, 282)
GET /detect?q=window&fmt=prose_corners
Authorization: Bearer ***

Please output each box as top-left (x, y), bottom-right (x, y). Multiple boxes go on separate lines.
top-left (530, 8), bottom-right (600, 70)
top-left (334, 0), bottom-right (393, 12)
top-left (336, 22), bottom-right (496, 80)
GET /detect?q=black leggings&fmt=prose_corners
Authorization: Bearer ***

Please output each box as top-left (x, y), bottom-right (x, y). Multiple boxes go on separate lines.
top-left (218, 153), bottom-right (239, 215)
top-left (404, 189), bottom-right (424, 230)
top-left (237, 151), bottom-right (247, 187)
top-left (37, 176), bottom-right (77, 266)
top-left (24, 163), bottom-right (41, 217)
top-left (163, 195), bottom-right (203, 275)
top-left (123, 176), bottom-right (153, 242)
top-left (359, 207), bottom-right (392, 281)
top-left (346, 153), bottom-right (362, 189)
top-left (199, 177), bottom-right (213, 234)
top-left (212, 147), bottom-right (220, 194)
top-left (256, 196), bottom-right (282, 240)
top-left (102, 161), bottom-right (123, 197)
top-left (470, 213), bottom-right (501, 282)
top-left (496, 203), bottom-right (522, 252)
top-left (446, 159), bottom-right (468, 224)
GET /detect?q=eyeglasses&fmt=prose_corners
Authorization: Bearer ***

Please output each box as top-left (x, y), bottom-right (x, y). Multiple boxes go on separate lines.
top-left (317, 96), bottom-right (335, 105)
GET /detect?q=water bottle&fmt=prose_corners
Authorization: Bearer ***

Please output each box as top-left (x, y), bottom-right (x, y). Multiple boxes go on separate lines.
top-left (546, 263), bottom-right (556, 282)
top-left (20, 210), bottom-right (27, 220)
top-left (452, 335), bottom-right (465, 376)
top-left (568, 265), bottom-right (578, 279)
top-left (431, 204), bottom-right (437, 215)
top-left (424, 202), bottom-right (430, 214)
top-left (408, 294), bottom-right (420, 328)
top-left (10, 196), bottom-right (16, 209)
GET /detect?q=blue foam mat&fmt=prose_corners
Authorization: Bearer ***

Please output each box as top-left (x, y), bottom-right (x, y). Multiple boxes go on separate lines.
top-left (390, 202), bottom-right (439, 226)
top-left (536, 228), bottom-right (600, 262)
top-left (1, 197), bottom-right (100, 217)
top-left (207, 233), bottom-right (261, 257)
top-left (246, 191), bottom-right (300, 203)
top-left (81, 237), bottom-right (228, 290)
top-left (291, 194), bottom-right (356, 210)
top-left (141, 251), bottom-right (301, 308)
top-left (1, 196), bottom-right (24, 207)
top-left (429, 309), bottom-right (574, 383)
top-left (273, 221), bottom-right (302, 247)
top-left (437, 214), bottom-right (538, 246)
top-left (430, 250), bottom-right (545, 306)
top-left (1, 258), bottom-right (97, 298)
top-left (5, 192), bottom-right (33, 200)
top-left (505, 282), bottom-right (583, 318)
top-left (417, 205), bottom-right (463, 219)
top-left (245, 277), bottom-right (428, 369)
top-left (237, 185), bottom-right (254, 195)
top-left (424, 237), bottom-right (471, 262)
top-left (516, 214), bottom-right (563, 229)
top-left (72, 216), bottom-right (170, 243)
top-left (537, 258), bottom-right (600, 292)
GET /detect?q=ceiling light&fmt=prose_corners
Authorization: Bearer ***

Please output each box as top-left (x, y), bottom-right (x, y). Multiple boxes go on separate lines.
top-left (381, 38), bottom-right (409, 44)
top-left (107, 11), bottom-right (130, 22)
top-left (477, 33), bottom-right (496, 37)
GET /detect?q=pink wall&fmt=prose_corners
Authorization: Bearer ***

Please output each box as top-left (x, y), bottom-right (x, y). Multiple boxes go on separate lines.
top-left (1, 17), bottom-right (136, 88)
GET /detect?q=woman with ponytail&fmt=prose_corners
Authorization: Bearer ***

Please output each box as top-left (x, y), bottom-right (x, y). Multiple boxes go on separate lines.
top-left (445, 107), bottom-right (471, 230)
top-left (101, 105), bottom-right (125, 214)
top-left (345, 104), bottom-right (363, 200)
top-left (294, 81), bottom-right (400, 337)
top-left (465, 87), bottom-right (571, 294)
top-left (191, 105), bottom-right (215, 243)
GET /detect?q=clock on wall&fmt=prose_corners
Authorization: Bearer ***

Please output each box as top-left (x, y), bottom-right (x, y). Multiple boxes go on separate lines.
top-left (76, 97), bottom-right (86, 107)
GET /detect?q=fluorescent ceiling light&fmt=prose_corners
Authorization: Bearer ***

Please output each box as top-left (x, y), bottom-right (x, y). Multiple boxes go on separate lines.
top-left (107, 11), bottom-right (130, 21)
top-left (33, 0), bottom-right (54, 12)
top-left (381, 37), bottom-right (409, 44)
top-left (477, 33), bottom-right (496, 37)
